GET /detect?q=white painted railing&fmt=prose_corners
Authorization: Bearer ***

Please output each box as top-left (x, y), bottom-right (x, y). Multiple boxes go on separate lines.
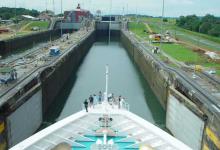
top-left (81, 99), bottom-right (130, 112)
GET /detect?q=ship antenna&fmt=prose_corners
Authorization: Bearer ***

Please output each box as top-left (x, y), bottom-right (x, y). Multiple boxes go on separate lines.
top-left (104, 65), bottom-right (109, 102)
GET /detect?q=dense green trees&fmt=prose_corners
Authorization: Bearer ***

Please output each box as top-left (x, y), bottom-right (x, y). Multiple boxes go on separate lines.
top-left (176, 14), bottom-right (220, 37)
top-left (0, 7), bottom-right (39, 20)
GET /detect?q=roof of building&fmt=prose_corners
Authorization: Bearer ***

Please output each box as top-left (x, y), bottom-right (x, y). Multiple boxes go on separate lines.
top-left (21, 15), bottom-right (36, 19)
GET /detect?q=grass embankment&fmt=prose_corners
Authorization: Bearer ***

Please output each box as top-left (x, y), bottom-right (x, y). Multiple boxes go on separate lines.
top-left (24, 21), bottom-right (49, 31)
top-left (156, 43), bottom-right (220, 75)
top-left (128, 20), bottom-right (220, 76)
top-left (158, 44), bottom-right (205, 63)
top-left (177, 27), bottom-right (220, 44)
top-left (143, 17), bottom-right (220, 51)
top-left (128, 22), bottom-right (148, 38)
top-left (0, 21), bottom-right (49, 40)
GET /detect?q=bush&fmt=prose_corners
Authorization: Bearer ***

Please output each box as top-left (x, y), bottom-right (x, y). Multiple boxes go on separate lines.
top-left (163, 18), bottom-right (168, 22)
top-left (208, 24), bottom-right (220, 37)
top-left (176, 14), bottom-right (220, 37)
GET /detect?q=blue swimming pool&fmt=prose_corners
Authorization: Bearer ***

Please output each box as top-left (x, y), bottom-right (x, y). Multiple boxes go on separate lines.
top-left (72, 135), bottom-right (138, 150)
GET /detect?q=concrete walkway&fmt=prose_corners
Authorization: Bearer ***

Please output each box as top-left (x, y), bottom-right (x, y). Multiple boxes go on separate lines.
top-left (145, 23), bottom-right (153, 34)
top-left (0, 28), bottom-right (94, 104)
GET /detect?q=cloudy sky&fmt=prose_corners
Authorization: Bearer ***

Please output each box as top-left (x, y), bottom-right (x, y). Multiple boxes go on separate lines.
top-left (1, 0), bottom-right (220, 17)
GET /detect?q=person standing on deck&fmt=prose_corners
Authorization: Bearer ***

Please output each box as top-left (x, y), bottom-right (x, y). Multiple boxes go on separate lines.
top-left (120, 97), bottom-right (125, 109)
top-left (112, 93), bottom-right (114, 100)
top-left (14, 70), bottom-right (17, 80)
top-left (10, 71), bottom-right (14, 80)
top-left (89, 95), bottom-right (94, 108)
top-left (111, 93), bottom-right (115, 108)
top-left (98, 91), bottom-right (102, 103)
top-left (84, 99), bottom-right (89, 112)
top-left (93, 94), bottom-right (97, 105)
top-left (118, 96), bottom-right (122, 109)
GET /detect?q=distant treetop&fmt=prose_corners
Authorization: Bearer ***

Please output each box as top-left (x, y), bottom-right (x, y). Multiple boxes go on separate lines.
top-left (0, 7), bottom-right (40, 20)
top-left (176, 14), bottom-right (220, 37)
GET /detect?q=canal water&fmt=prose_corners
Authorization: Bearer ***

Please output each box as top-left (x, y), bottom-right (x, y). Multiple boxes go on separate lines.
top-left (44, 40), bottom-right (166, 129)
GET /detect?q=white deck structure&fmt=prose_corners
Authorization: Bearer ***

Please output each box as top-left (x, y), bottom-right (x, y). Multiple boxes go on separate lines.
top-left (10, 101), bottom-right (191, 150)
top-left (10, 66), bottom-right (192, 150)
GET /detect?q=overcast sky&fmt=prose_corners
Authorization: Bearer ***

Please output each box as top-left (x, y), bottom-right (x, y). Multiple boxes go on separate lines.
top-left (1, 0), bottom-right (220, 17)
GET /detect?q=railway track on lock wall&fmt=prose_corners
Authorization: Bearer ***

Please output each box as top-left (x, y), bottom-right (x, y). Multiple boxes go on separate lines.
top-left (0, 30), bottom-right (93, 105)
top-left (124, 30), bottom-right (220, 116)
top-left (0, 38), bottom-right (62, 66)
top-left (132, 30), bottom-right (220, 89)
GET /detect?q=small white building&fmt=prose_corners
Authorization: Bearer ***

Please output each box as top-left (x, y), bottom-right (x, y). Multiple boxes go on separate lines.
top-left (21, 15), bottom-right (39, 21)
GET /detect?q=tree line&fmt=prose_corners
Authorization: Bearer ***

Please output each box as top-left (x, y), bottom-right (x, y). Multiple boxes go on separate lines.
top-left (176, 14), bottom-right (220, 37)
top-left (0, 7), bottom-right (39, 20)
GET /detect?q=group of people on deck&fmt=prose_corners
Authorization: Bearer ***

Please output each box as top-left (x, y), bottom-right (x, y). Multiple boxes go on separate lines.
top-left (84, 91), bottom-right (125, 112)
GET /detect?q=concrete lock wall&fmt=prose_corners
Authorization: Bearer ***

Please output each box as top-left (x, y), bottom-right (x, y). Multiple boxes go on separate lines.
top-left (0, 29), bottom-right (60, 56)
top-left (0, 31), bottom-right (95, 149)
top-left (167, 87), bottom-right (220, 150)
top-left (2, 24), bottom-right (220, 150)
top-left (110, 22), bottom-right (121, 30)
top-left (166, 89), bottom-right (205, 150)
top-left (120, 31), bottom-right (168, 109)
top-left (95, 21), bottom-right (121, 39)
top-left (6, 89), bottom-right (43, 148)
top-left (40, 31), bottom-right (96, 114)
top-left (120, 30), bottom-right (220, 150)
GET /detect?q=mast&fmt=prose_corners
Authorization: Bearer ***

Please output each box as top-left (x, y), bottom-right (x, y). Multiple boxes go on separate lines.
top-left (104, 65), bottom-right (109, 102)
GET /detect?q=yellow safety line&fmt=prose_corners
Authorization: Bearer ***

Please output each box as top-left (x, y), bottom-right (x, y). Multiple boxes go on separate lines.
top-left (206, 127), bottom-right (220, 149)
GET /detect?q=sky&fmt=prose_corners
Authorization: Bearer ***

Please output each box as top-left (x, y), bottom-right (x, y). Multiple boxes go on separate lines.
top-left (1, 0), bottom-right (220, 17)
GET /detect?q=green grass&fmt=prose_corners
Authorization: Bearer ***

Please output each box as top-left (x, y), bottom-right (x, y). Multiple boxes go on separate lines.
top-left (203, 62), bottom-right (220, 68)
top-left (24, 21), bottom-right (49, 31)
top-left (143, 17), bottom-right (220, 44)
top-left (177, 27), bottom-right (220, 44)
top-left (157, 43), bottom-right (205, 63)
top-left (158, 53), bottom-right (178, 68)
top-left (158, 43), bottom-right (220, 75)
top-left (202, 62), bottom-right (220, 75)
top-left (128, 22), bottom-right (148, 38)
top-left (216, 70), bottom-right (220, 76)
top-left (16, 31), bottom-right (28, 35)
top-left (148, 23), bottom-right (161, 33)
top-left (128, 17), bottom-right (220, 76)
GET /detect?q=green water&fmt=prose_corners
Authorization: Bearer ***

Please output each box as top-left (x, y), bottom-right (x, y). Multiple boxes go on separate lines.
top-left (44, 41), bottom-right (165, 128)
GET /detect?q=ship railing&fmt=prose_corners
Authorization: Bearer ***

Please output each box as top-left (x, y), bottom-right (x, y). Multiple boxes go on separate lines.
top-left (121, 100), bottom-right (130, 111)
top-left (81, 99), bottom-right (130, 111)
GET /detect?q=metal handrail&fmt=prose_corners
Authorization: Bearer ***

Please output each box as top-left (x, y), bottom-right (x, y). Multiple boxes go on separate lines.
top-left (81, 99), bottom-right (130, 111)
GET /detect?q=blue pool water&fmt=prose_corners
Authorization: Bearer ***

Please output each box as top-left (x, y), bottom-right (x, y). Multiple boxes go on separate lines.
top-left (72, 135), bottom-right (138, 150)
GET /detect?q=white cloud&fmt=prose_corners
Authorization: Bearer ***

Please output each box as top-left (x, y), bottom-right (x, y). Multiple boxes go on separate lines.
top-left (1, 0), bottom-right (219, 17)
top-left (167, 0), bottom-right (194, 5)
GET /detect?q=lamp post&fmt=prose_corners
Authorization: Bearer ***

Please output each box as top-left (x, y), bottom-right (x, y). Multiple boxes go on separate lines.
top-left (15, 0), bottom-right (17, 36)
top-left (195, 26), bottom-right (201, 67)
top-left (53, 0), bottom-right (55, 16)
top-left (108, 0), bottom-right (112, 45)
top-left (160, 0), bottom-right (165, 49)
top-left (161, 0), bottom-right (165, 33)
top-left (198, 26), bottom-right (201, 47)
top-left (45, 0), bottom-right (48, 12)
top-left (60, 0), bottom-right (63, 37)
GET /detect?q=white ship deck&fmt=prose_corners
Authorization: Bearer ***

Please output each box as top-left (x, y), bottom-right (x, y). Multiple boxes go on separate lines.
top-left (10, 101), bottom-right (192, 150)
